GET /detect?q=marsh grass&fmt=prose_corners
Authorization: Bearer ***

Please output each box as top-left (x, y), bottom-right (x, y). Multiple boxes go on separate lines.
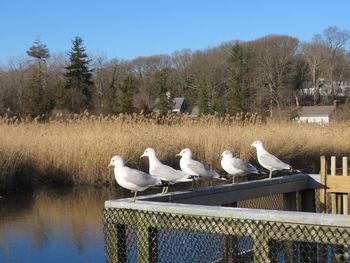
top-left (0, 112), bottom-right (349, 193)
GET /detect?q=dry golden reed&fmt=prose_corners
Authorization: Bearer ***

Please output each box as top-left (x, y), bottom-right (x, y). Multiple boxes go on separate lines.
top-left (0, 112), bottom-right (349, 192)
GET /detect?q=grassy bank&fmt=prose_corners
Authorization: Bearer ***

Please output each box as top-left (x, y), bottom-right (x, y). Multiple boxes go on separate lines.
top-left (1, 113), bottom-right (349, 193)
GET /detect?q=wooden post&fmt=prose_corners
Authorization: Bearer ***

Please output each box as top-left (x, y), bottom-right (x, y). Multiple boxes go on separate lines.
top-left (148, 227), bottom-right (158, 263)
top-left (223, 236), bottom-right (234, 263)
top-left (222, 202), bottom-right (239, 262)
top-left (223, 236), bottom-right (239, 263)
top-left (105, 222), bottom-right (122, 263)
top-left (299, 189), bottom-right (317, 263)
top-left (331, 156), bottom-right (337, 214)
top-left (319, 156), bottom-right (327, 213)
top-left (116, 224), bottom-right (127, 263)
top-left (283, 192), bottom-right (296, 211)
top-left (343, 157), bottom-right (348, 215)
top-left (137, 224), bottom-right (150, 262)
top-left (253, 227), bottom-right (270, 262)
top-left (300, 189), bottom-right (315, 212)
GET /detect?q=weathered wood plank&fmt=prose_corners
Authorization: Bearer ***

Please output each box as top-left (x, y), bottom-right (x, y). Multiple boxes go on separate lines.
top-left (343, 157), bottom-right (348, 215)
top-left (320, 157), bottom-right (327, 213)
top-left (331, 156), bottom-right (337, 214)
top-left (326, 176), bottom-right (350, 193)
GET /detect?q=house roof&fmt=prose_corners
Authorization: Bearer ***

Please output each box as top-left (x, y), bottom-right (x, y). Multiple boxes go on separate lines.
top-left (298, 106), bottom-right (336, 117)
top-left (172, 97), bottom-right (186, 110)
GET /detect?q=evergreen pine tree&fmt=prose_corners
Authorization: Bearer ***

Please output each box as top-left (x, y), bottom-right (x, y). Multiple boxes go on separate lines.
top-left (64, 36), bottom-right (94, 112)
top-left (119, 75), bottom-right (136, 113)
top-left (156, 69), bottom-right (170, 115)
top-left (198, 81), bottom-right (209, 115)
top-left (227, 42), bottom-right (253, 114)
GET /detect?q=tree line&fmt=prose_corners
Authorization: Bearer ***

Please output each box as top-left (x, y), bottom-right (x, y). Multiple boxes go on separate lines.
top-left (1, 26), bottom-right (350, 119)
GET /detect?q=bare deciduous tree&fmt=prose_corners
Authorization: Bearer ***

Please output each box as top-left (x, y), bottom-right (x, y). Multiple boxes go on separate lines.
top-left (316, 27), bottom-right (350, 96)
top-left (303, 41), bottom-right (328, 104)
top-left (252, 35), bottom-right (299, 117)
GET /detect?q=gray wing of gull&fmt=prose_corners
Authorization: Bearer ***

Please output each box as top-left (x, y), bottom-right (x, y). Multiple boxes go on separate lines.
top-left (124, 167), bottom-right (160, 187)
top-left (259, 153), bottom-right (291, 170)
top-left (152, 164), bottom-right (188, 182)
top-left (230, 158), bottom-right (258, 174)
top-left (186, 159), bottom-right (211, 176)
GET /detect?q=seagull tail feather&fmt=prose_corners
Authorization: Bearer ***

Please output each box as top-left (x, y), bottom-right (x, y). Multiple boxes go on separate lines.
top-left (210, 170), bottom-right (227, 181)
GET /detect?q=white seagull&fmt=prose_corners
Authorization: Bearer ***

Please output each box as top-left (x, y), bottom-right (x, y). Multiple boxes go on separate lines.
top-left (221, 150), bottom-right (259, 183)
top-left (108, 155), bottom-right (162, 201)
top-left (141, 148), bottom-right (191, 194)
top-left (251, 140), bottom-right (292, 179)
top-left (176, 148), bottom-right (224, 180)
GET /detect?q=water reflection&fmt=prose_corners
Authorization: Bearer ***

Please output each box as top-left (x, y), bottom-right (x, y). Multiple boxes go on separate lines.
top-left (0, 180), bottom-right (215, 262)
top-left (0, 186), bottom-right (125, 262)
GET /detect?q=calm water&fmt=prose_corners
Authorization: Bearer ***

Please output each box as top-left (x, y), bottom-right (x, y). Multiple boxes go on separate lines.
top-left (0, 186), bottom-right (146, 263)
top-left (0, 179), bottom-right (199, 263)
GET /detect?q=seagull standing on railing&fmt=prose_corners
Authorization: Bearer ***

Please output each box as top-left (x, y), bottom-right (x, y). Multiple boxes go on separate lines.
top-left (108, 155), bottom-right (162, 201)
top-left (141, 148), bottom-right (191, 194)
top-left (251, 140), bottom-right (293, 179)
top-left (176, 148), bottom-right (225, 180)
top-left (221, 150), bottom-right (259, 183)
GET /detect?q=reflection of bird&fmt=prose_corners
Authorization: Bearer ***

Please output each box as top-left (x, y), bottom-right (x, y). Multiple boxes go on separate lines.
top-left (176, 148), bottom-right (224, 180)
top-left (141, 148), bottom-right (190, 194)
top-left (108, 155), bottom-right (161, 201)
top-left (251, 140), bottom-right (292, 179)
top-left (221, 150), bottom-right (259, 183)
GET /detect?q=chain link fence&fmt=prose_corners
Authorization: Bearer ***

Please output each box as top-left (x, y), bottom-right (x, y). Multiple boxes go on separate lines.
top-left (237, 193), bottom-right (284, 211)
top-left (103, 174), bottom-right (350, 263)
top-left (103, 206), bottom-right (350, 262)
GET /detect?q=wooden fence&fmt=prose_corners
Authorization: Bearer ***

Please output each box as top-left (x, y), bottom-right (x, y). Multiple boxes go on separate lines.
top-left (320, 155), bottom-right (349, 214)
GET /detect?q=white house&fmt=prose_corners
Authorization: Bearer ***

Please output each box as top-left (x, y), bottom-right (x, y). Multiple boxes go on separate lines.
top-left (301, 80), bottom-right (350, 97)
top-left (296, 106), bottom-right (336, 123)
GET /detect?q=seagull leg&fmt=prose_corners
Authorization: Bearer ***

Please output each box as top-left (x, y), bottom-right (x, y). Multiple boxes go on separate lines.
top-left (159, 187), bottom-right (166, 195)
top-left (190, 176), bottom-right (198, 190)
top-left (132, 191), bottom-right (138, 202)
top-left (163, 186), bottom-right (169, 194)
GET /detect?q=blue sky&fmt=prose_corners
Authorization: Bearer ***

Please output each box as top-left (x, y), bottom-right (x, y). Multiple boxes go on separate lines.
top-left (1, 0), bottom-right (350, 64)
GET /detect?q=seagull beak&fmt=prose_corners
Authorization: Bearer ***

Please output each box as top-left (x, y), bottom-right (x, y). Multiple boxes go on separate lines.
top-left (108, 163), bottom-right (113, 168)
top-left (175, 153), bottom-right (181, 157)
top-left (140, 154), bottom-right (145, 158)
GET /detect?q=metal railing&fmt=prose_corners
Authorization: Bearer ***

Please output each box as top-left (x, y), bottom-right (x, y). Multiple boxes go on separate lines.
top-left (103, 174), bottom-right (350, 262)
